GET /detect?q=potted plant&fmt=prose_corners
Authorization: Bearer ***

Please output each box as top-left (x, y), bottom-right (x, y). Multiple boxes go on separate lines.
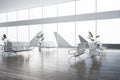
top-left (88, 31), bottom-right (100, 47)
top-left (37, 32), bottom-right (44, 52)
top-left (1, 34), bottom-right (8, 51)
top-left (1, 34), bottom-right (7, 45)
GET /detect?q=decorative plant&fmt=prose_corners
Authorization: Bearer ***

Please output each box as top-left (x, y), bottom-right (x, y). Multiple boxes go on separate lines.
top-left (0, 34), bottom-right (8, 48)
top-left (88, 31), bottom-right (100, 44)
top-left (37, 33), bottom-right (44, 44)
top-left (1, 34), bottom-right (7, 41)
top-left (37, 32), bottom-right (44, 51)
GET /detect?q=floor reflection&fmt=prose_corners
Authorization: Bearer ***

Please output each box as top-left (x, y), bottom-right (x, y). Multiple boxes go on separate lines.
top-left (86, 56), bottom-right (103, 80)
top-left (0, 48), bottom-right (120, 80)
top-left (70, 60), bottom-right (86, 80)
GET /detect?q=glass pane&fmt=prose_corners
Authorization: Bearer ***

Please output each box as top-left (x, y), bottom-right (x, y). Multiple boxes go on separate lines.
top-left (18, 9), bottom-right (29, 21)
top-left (8, 11), bottom-right (17, 22)
top-left (18, 26), bottom-right (29, 42)
top-left (0, 13), bottom-right (7, 23)
top-left (97, 0), bottom-right (120, 12)
top-left (58, 2), bottom-right (75, 16)
top-left (97, 19), bottom-right (120, 44)
top-left (30, 25), bottom-right (42, 41)
top-left (7, 26), bottom-right (17, 41)
top-left (30, 7), bottom-right (42, 19)
top-left (76, 0), bottom-right (95, 14)
top-left (43, 5), bottom-right (57, 18)
top-left (58, 22), bottom-right (75, 47)
top-left (0, 27), bottom-right (7, 45)
top-left (43, 24), bottom-right (57, 47)
top-left (76, 21), bottom-right (96, 44)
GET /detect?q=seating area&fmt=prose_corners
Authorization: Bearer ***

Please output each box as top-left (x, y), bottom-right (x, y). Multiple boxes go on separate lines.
top-left (68, 35), bottom-right (105, 60)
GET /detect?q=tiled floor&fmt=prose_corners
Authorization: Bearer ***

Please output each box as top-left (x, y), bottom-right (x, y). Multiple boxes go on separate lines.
top-left (0, 48), bottom-right (120, 80)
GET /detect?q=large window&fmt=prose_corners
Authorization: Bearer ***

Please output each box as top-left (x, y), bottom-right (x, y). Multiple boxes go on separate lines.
top-left (43, 5), bottom-right (57, 18)
top-left (0, 0), bottom-right (120, 47)
top-left (97, 19), bottom-right (120, 44)
top-left (76, 0), bottom-right (95, 14)
top-left (43, 23), bottom-right (57, 47)
top-left (7, 11), bottom-right (17, 22)
top-left (30, 7), bottom-right (42, 19)
top-left (30, 25), bottom-right (42, 41)
top-left (18, 9), bottom-right (29, 21)
top-left (0, 27), bottom-right (7, 45)
top-left (7, 26), bottom-right (17, 41)
top-left (18, 26), bottom-right (29, 42)
top-left (76, 21), bottom-right (96, 44)
top-left (97, 0), bottom-right (120, 12)
top-left (0, 13), bottom-right (7, 23)
top-left (58, 22), bottom-right (75, 46)
top-left (58, 2), bottom-right (75, 16)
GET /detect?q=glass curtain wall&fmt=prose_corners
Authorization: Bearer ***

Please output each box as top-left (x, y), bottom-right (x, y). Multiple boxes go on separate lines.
top-left (7, 11), bottom-right (17, 22)
top-left (58, 22), bottom-right (75, 47)
top-left (0, 0), bottom-right (120, 47)
top-left (76, 0), bottom-right (96, 14)
top-left (7, 27), bottom-right (17, 42)
top-left (7, 11), bottom-right (17, 42)
top-left (58, 1), bottom-right (75, 47)
top-left (76, 0), bottom-right (96, 45)
top-left (0, 13), bottom-right (7, 23)
top-left (97, 0), bottom-right (120, 12)
top-left (42, 4), bottom-right (57, 47)
top-left (97, 0), bottom-right (120, 44)
top-left (0, 13), bottom-right (7, 45)
top-left (43, 24), bottom-right (57, 47)
top-left (30, 7), bottom-right (42, 19)
top-left (97, 19), bottom-right (120, 44)
top-left (0, 27), bottom-right (7, 45)
top-left (58, 2), bottom-right (75, 16)
top-left (30, 25), bottom-right (42, 41)
top-left (43, 5), bottom-right (57, 18)
top-left (76, 21), bottom-right (96, 44)
top-left (17, 9), bottom-right (29, 42)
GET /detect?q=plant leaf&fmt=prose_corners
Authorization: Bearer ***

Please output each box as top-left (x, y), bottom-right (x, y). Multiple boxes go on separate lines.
top-left (40, 34), bottom-right (44, 38)
top-left (37, 36), bottom-right (40, 38)
top-left (90, 39), bottom-right (94, 41)
top-left (87, 37), bottom-right (91, 39)
top-left (96, 35), bottom-right (100, 38)
top-left (41, 38), bottom-right (44, 41)
top-left (3, 34), bottom-right (7, 38)
top-left (88, 31), bottom-right (93, 38)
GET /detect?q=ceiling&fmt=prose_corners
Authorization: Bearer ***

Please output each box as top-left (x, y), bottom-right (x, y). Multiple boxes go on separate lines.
top-left (0, 0), bottom-right (77, 13)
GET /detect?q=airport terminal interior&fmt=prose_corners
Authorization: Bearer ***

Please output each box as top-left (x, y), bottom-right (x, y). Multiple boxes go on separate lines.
top-left (0, 0), bottom-right (120, 80)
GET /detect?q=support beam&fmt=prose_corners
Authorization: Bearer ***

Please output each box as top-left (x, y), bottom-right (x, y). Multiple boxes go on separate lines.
top-left (0, 10), bottom-right (120, 27)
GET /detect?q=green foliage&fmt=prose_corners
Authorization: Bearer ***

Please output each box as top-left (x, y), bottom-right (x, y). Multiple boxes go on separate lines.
top-left (40, 34), bottom-right (44, 38)
top-left (37, 32), bottom-right (45, 43)
top-left (41, 37), bottom-right (44, 41)
top-left (88, 31), bottom-right (93, 38)
top-left (96, 35), bottom-right (100, 38)
top-left (1, 34), bottom-right (7, 41)
top-left (88, 31), bottom-right (100, 43)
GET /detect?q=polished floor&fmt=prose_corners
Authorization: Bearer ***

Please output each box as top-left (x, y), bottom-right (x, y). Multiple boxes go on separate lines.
top-left (0, 48), bottom-right (120, 80)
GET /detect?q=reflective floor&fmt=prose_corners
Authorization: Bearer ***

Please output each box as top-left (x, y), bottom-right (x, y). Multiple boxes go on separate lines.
top-left (0, 47), bottom-right (120, 80)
